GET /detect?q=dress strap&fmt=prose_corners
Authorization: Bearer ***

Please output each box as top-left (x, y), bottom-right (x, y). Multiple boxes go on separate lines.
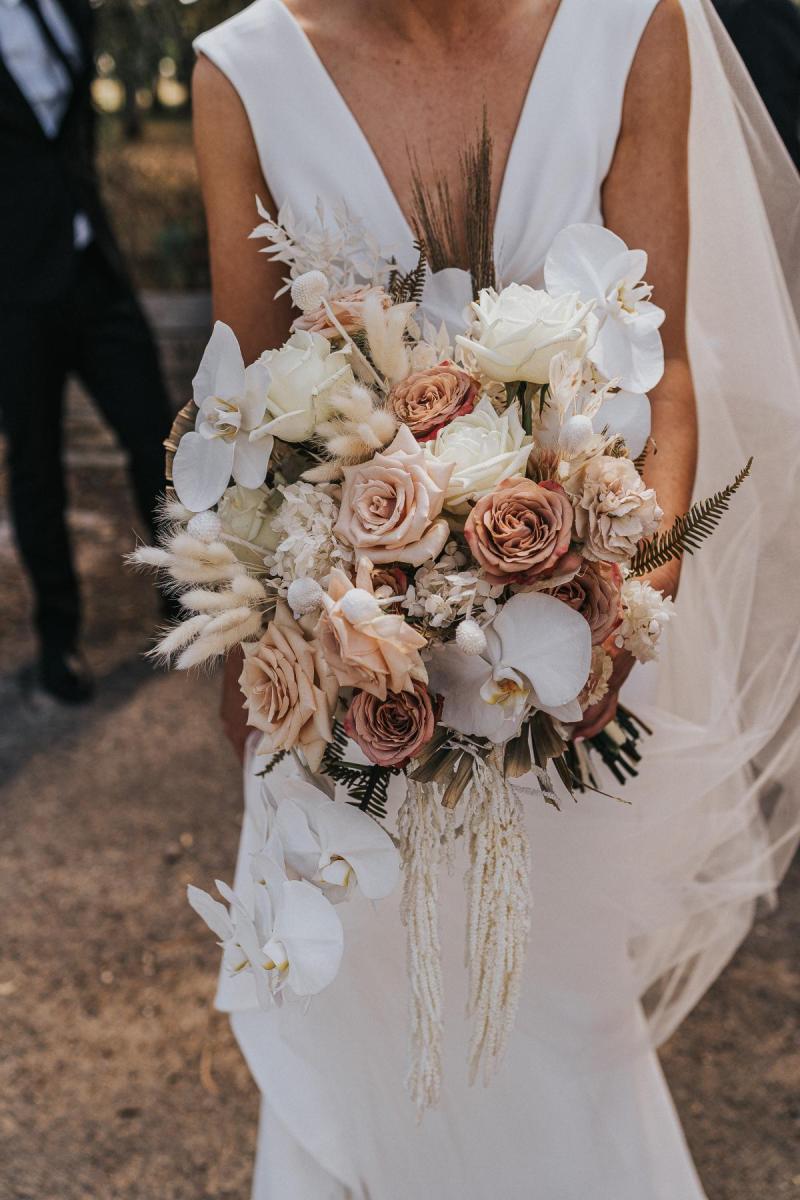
top-left (193, 0), bottom-right (412, 265)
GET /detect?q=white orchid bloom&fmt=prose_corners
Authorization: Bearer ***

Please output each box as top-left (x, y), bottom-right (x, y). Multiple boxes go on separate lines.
top-left (545, 224), bottom-right (665, 395)
top-left (187, 835), bottom-right (344, 1006)
top-left (173, 322), bottom-right (274, 513)
top-left (427, 592), bottom-right (592, 742)
top-left (267, 778), bottom-right (400, 903)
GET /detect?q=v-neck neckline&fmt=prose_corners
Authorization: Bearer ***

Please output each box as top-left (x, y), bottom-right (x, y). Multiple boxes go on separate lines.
top-left (277, 0), bottom-right (573, 254)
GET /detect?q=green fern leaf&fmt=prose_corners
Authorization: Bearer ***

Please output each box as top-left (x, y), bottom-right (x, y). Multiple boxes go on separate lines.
top-left (630, 458), bottom-right (752, 576)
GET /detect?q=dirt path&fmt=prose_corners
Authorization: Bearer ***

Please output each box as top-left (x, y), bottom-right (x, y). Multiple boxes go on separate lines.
top-left (0, 379), bottom-right (797, 1200)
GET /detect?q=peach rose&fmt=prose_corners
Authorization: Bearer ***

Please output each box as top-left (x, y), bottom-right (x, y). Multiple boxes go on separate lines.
top-left (333, 425), bottom-right (453, 566)
top-left (387, 361), bottom-right (479, 441)
top-left (343, 682), bottom-right (438, 767)
top-left (291, 285), bottom-right (389, 339)
top-left (465, 476), bottom-right (576, 587)
top-left (316, 561), bottom-right (427, 700)
top-left (239, 600), bottom-right (338, 771)
top-left (550, 561), bottom-right (622, 645)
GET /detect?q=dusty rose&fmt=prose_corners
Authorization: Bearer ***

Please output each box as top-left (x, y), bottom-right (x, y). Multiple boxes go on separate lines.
top-left (333, 425), bottom-right (453, 566)
top-left (573, 456), bottom-right (663, 564)
top-left (343, 682), bottom-right (438, 767)
top-left (387, 361), bottom-right (479, 441)
top-left (291, 285), bottom-right (389, 339)
top-left (465, 476), bottom-right (576, 587)
top-left (550, 561), bottom-right (622, 645)
top-left (316, 561), bottom-right (427, 700)
top-left (370, 565), bottom-right (409, 612)
top-left (239, 600), bottom-right (338, 772)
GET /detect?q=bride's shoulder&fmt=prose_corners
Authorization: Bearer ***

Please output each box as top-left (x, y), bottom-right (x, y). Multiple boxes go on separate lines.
top-left (194, 0), bottom-right (287, 65)
top-left (629, 0), bottom-right (690, 85)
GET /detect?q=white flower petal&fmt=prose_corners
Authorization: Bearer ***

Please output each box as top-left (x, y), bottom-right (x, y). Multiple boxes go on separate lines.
top-left (239, 359), bottom-right (272, 430)
top-left (274, 879), bottom-right (344, 996)
top-left (545, 224), bottom-right (630, 300)
top-left (427, 644), bottom-right (519, 742)
top-left (192, 322), bottom-right (245, 407)
top-left (172, 431), bottom-right (235, 512)
top-left (232, 431), bottom-right (273, 490)
top-left (591, 315), bottom-right (664, 395)
top-left (279, 782), bottom-right (400, 901)
top-left (593, 389), bottom-right (651, 458)
top-left (186, 884), bottom-right (234, 942)
top-left (492, 592), bottom-right (592, 709)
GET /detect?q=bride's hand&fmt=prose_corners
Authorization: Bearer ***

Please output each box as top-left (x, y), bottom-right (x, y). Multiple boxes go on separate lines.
top-left (221, 646), bottom-right (250, 763)
top-left (574, 563), bottom-right (679, 741)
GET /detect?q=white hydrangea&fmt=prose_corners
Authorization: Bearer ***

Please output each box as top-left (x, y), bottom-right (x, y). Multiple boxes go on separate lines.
top-left (615, 578), bottom-right (675, 663)
top-left (265, 481), bottom-right (353, 595)
top-left (403, 542), bottom-right (502, 629)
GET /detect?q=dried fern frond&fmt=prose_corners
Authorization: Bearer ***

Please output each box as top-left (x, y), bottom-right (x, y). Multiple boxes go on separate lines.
top-left (633, 437), bottom-right (657, 476)
top-left (631, 458), bottom-right (753, 576)
top-left (410, 108), bottom-right (497, 293)
top-left (389, 245), bottom-right (428, 305)
top-left (460, 108), bottom-right (496, 293)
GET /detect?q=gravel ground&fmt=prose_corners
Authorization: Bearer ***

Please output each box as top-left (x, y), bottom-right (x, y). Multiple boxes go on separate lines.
top-left (0, 370), bottom-right (798, 1200)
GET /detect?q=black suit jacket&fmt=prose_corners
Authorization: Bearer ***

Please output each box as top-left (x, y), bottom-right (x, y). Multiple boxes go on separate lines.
top-left (714, 0), bottom-right (800, 171)
top-left (0, 0), bottom-right (125, 304)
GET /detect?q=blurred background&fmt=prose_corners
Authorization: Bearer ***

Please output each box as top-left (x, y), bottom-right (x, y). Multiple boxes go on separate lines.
top-left (0, 1), bottom-right (798, 1198)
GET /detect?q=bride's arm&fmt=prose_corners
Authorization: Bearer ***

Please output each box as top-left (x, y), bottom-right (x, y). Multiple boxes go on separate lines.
top-left (193, 56), bottom-right (294, 759)
top-left (577, 0), bottom-right (696, 738)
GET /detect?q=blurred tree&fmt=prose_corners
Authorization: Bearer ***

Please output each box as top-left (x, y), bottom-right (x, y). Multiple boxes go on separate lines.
top-left (92, 0), bottom-right (241, 137)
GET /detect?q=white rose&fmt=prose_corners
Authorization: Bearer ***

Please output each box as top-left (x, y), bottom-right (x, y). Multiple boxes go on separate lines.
top-left (424, 396), bottom-right (533, 515)
top-left (456, 283), bottom-right (598, 386)
top-left (254, 331), bottom-right (354, 443)
top-left (217, 483), bottom-right (282, 560)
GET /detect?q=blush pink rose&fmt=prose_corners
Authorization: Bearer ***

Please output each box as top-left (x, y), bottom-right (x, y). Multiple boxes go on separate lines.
top-left (316, 563), bottom-right (427, 701)
top-left (333, 425), bottom-right (453, 566)
top-left (550, 561), bottom-right (623, 645)
top-left (465, 476), bottom-right (576, 587)
top-left (387, 361), bottom-right (479, 441)
top-left (343, 682), bottom-right (439, 767)
top-left (239, 600), bottom-right (338, 772)
top-left (291, 286), bottom-right (389, 339)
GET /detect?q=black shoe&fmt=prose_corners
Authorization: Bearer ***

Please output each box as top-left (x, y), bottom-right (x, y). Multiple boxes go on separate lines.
top-left (38, 645), bottom-right (95, 704)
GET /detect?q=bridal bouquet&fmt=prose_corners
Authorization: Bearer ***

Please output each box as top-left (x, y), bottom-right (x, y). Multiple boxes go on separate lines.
top-left (132, 190), bottom-right (749, 1110)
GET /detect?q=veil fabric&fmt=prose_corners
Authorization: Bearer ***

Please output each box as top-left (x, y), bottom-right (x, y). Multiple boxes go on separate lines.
top-left (629, 0), bottom-right (800, 1045)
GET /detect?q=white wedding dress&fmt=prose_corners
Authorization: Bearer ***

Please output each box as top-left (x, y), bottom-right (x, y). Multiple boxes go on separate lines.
top-left (193, 2), bottom-right (800, 1197)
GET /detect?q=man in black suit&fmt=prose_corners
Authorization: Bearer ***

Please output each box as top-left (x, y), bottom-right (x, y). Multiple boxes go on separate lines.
top-left (0, 0), bottom-right (172, 701)
top-left (713, 0), bottom-right (800, 171)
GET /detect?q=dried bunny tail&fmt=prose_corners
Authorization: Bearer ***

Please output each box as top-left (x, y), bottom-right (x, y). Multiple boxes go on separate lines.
top-left (362, 292), bottom-right (414, 385)
top-left (180, 588), bottom-right (245, 614)
top-left (157, 496), bottom-right (193, 526)
top-left (231, 575), bottom-right (269, 601)
top-left (128, 545), bottom-right (173, 571)
top-left (301, 461), bottom-right (345, 483)
top-left (315, 382), bottom-right (398, 466)
top-left (148, 614), bottom-right (213, 662)
top-left (175, 610), bottom-right (263, 669)
top-left (167, 535), bottom-right (239, 566)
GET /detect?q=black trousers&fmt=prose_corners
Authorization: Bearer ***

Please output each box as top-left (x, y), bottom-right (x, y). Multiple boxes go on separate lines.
top-left (0, 244), bottom-right (172, 650)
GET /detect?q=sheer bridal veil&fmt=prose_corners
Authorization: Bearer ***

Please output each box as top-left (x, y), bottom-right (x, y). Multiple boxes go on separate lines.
top-left (629, 0), bottom-right (800, 1045)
